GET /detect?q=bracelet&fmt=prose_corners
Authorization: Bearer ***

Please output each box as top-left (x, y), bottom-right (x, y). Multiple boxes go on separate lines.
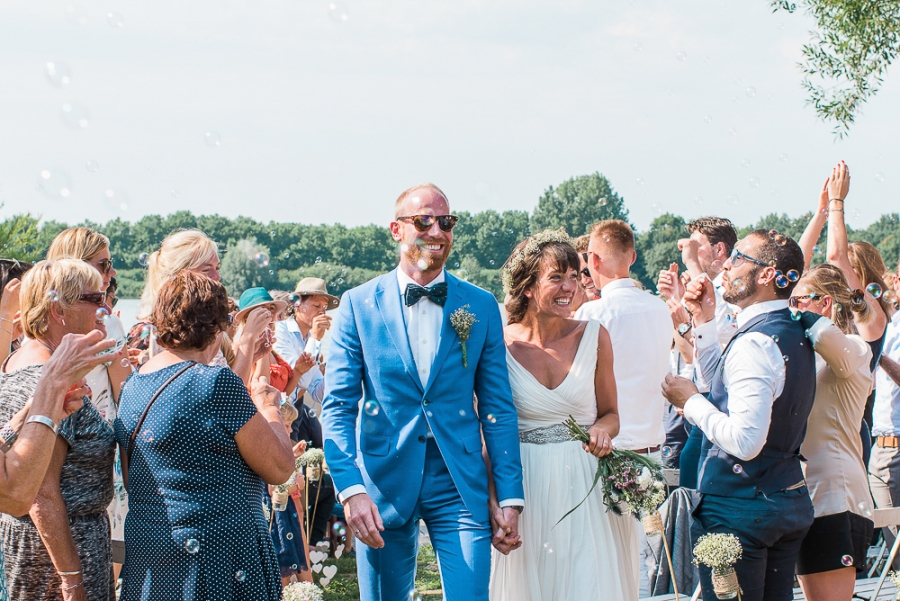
top-left (829, 198), bottom-right (844, 203)
top-left (58, 570), bottom-right (83, 576)
top-left (25, 415), bottom-right (57, 433)
top-left (0, 422), bottom-right (17, 453)
top-left (829, 208), bottom-right (844, 213)
top-left (61, 581), bottom-right (83, 592)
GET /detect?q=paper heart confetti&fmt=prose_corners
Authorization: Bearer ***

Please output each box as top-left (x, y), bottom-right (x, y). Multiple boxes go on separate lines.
top-left (323, 565), bottom-right (338, 579)
top-left (310, 551), bottom-right (328, 564)
top-left (312, 563), bottom-right (323, 573)
top-left (335, 547), bottom-right (343, 559)
top-left (316, 541), bottom-right (330, 551)
top-left (319, 577), bottom-right (331, 587)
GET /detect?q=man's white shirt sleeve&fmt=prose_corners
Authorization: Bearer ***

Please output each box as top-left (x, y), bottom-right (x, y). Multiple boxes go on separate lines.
top-left (683, 329), bottom-right (786, 461)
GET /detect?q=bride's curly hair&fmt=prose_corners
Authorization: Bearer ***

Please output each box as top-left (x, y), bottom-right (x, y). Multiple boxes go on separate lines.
top-left (503, 230), bottom-right (580, 325)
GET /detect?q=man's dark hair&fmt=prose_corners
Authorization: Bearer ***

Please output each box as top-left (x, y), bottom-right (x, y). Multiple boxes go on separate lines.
top-left (687, 217), bottom-right (738, 255)
top-left (747, 229), bottom-right (805, 300)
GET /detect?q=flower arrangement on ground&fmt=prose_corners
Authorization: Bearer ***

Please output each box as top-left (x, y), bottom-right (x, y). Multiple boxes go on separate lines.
top-left (693, 533), bottom-right (743, 599)
top-left (282, 581), bottom-right (324, 601)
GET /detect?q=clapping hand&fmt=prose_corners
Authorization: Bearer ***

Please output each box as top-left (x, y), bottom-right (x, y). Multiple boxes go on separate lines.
top-left (682, 275), bottom-right (716, 326)
top-left (657, 263), bottom-right (684, 301)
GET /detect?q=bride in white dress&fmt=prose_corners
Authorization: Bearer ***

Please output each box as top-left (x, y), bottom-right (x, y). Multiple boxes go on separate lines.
top-left (489, 232), bottom-right (633, 601)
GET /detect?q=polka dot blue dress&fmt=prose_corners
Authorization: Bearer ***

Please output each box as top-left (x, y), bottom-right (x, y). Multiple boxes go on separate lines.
top-left (114, 362), bottom-right (281, 601)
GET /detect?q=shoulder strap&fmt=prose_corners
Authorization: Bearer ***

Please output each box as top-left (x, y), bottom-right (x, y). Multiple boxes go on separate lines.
top-left (122, 362), bottom-right (196, 487)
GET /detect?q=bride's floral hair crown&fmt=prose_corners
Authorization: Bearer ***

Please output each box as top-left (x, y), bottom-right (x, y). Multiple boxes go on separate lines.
top-left (501, 228), bottom-right (572, 292)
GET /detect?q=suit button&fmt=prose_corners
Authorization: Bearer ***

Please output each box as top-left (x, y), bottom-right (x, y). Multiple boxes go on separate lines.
top-left (418, 436), bottom-right (426, 443)
top-left (422, 399), bottom-right (429, 406)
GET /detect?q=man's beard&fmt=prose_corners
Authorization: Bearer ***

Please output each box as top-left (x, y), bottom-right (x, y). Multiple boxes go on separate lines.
top-left (722, 270), bottom-right (758, 305)
top-left (406, 241), bottom-right (450, 272)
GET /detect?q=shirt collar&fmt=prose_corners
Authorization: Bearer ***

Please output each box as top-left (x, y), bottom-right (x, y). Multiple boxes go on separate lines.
top-left (397, 268), bottom-right (446, 293)
top-left (599, 277), bottom-right (638, 293)
top-left (736, 299), bottom-right (789, 327)
top-left (284, 318), bottom-right (302, 334)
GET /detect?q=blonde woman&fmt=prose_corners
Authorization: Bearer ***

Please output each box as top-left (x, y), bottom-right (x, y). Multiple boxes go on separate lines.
top-left (792, 264), bottom-right (876, 601)
top-left (46, 227), bottom-right (133, 575)
top-left (128, 229), bottom-right (267, 385)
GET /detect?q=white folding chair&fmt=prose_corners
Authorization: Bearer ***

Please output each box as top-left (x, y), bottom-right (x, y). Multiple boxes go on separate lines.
top-left (859, 507), bottom-right (900, 600)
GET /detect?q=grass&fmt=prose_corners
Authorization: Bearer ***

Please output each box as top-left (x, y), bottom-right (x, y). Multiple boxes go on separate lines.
top-left (320, 545), bottom-right (443, 600)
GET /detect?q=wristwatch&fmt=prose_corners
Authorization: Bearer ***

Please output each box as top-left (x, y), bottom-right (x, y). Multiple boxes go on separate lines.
top-left (510, 505), bottom-right (524, 514)
top-left (677, 322), bottom-right (693, 338)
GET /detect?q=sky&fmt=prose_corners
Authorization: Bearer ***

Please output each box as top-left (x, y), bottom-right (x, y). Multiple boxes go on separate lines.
top-left (0, 0), bottom-right (897, 234)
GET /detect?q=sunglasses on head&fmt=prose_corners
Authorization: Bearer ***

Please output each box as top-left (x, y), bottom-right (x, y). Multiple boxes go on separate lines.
top-left (396, 214), bottom-right (459, 232)
top-left (788, 293), bottom-right (822, 308)
top-left (79, 293), bottom-right (107, 306)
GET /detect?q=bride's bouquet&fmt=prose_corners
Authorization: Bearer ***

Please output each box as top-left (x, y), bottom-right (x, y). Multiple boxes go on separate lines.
top-left (557, 416), bottom-right (666, 525)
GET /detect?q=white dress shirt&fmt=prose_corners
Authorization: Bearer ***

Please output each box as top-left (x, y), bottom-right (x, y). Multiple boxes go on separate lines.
top-left (575, 277), bottom-right (672, 450)
top-left (684, 300), bottom-right (788, 461)
top-left (273, 318), bottom-right (325, 404)
top-left (397, 269), bottom-right (445, 386)
top-left (873, 311), bottom-right (900, 436)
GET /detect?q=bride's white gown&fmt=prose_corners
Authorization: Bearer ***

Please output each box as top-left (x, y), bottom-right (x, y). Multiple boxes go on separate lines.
top-left (489, 320), bottom-right (636, 601)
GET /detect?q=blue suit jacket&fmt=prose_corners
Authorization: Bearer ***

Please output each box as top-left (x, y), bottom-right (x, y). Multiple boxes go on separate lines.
top-left (322, 269), bottom-right (524, 527)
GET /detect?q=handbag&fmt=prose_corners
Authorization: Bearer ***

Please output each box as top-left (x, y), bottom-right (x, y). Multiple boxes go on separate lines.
top-left (121, 361), bottom-right (195, 490)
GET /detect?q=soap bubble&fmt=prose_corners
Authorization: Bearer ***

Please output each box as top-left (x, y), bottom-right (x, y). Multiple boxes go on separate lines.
top-left (85, 160), bottom-right (99, 172)
top-left (791, 310), bottom-right (801, 321)
top-left (726, 194), bottom-right (739, 206)
top-left (328, 2), bottom-right (349, 22)
top-left (185, 538), bottom-right (200, 554)
top-left (841, 555), bottom-right (853, 567)
top-left (748, 176), bottom-right (760, 188)
top-left (779, 153), bottom-right (789, 162)
top-left (633, 43), bottom-right (642, 51)
top-left (857, 502), bottom-right (873, 517)
top-left (364, 400), bottom-right (380, 416)
top-left (36, 169), bottom-right (72, 198)
top-left (61, 102), bottom-right (90, 129)
top-left (107, 12), bottom-right (124, 27)
top-left (661, 446), bottom-right (673, 458)
top-left (47, 290), bottom-right (59, 303)
top-left (457, 269), bottom-right (469, 281)
top-left (408, 591), bottom-right (423, 601)
top-left (676, 51), bottom-right (687, 61)
top-left (235, 570), bottom-right (246, 582)
top-left (315, 257), bottom-right (322, 264)
top-left (813, 245), bottom-right (821, 255)
top-left (416, 258), bottom-right (428, 271)
top-left (486, 414), bottom-right (497, 423)
top-left (254, 253), bottom-right (270, 267)
top-left (745, 87), bottom-right (757, 98)
top-left (733, 464), bottom-right (743, 474)
top-left (867, 283), bottom-right (883, 299)
top-left (45, 61), bottom-right (71, 87)
top-left (875, 173), bottom-right (885, 182)
top-left (204, 131), bottom-right (222, 147)
top-left (96, 307), bottom-right (110, 320)
top-left (728, 128), bottom-right (737, 136)
top-left (694, 196), bottom-right (704, 206)
top-left (103, 189), bottom-right (129, 212)
top-left (170, 189), bottom-right (179, 197)
top-left (142, 430), bottom-right (155, 443)
top-left (286, 532), bottom-right (294, 540)
top-left (138, 253), bottom-right (150, 267)
top-left (771, 334), bottom-right (780, 342)
top-left (740, 159), bottom-right (751, 168)
top-left (786, 270), bottom-right (800, 282)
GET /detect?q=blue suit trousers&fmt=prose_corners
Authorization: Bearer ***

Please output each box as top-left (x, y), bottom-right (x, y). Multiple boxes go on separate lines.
top-left (357, 439), bottom-right (492, 601)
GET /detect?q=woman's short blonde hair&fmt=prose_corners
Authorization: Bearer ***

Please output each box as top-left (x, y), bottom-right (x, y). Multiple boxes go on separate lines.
top-left (20, 260), bottom-right (102, 339)
top-left (138, 230), bottom-right (219, 320)
top-left (46, 227), bottom-right (110, 262)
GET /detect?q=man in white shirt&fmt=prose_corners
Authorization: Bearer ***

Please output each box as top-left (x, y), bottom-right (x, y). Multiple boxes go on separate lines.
top-left (574, 219), bottom-right (671, 598)
top-left (662, 230), bottom-right (817, 601)
top-left (870, 285), bottom-right (900, 561)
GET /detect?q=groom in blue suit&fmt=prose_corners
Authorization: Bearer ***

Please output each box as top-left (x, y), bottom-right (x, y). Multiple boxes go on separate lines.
top-left (323, 183), bottom-right (525, 601)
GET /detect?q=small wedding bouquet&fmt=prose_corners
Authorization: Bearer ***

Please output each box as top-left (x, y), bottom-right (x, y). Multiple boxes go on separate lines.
top-left (557, 416), bottom-right (666, 525)
top-left (272, 475), bottom-right (293, 512)
top-left (298, 448), bottom-right (326, 481)
top-left (693, 533), bottom-right (743, 599)
top-left (282, 581), bottom-right (324, 601)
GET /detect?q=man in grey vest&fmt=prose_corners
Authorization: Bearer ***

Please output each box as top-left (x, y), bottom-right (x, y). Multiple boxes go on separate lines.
top-left (661, 230), bottom-right (818, 601)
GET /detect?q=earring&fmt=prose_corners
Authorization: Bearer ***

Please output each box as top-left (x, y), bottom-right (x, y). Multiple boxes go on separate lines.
top-left (61, 319), bottom-right (66, 326)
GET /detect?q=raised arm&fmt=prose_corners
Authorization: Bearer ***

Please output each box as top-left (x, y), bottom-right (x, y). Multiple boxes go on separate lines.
top-left (798, 178), bottom-right (829, 270)
top-left (806, 316), bottom-right (872, 381)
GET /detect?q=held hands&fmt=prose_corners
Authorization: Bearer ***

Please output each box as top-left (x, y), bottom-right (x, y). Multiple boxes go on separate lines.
top-left (661, 373), bottom-right (699, 409)
top-left (584, 423), bottom-right (613, 458)
top-left (344, 492), bottom-right (385, 549)
top-left (682, 275), bottom-right (716, 326)
top-left (489, 503), bottom-right (522, 555)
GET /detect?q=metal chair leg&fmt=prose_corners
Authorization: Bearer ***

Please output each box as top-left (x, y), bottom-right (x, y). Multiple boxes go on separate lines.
top-left (870, 533), bottom-right (900, 600)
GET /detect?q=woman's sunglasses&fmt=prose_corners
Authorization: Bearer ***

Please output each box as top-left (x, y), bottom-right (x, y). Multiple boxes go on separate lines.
top-left (94, 258), bottom-right (114, 275)
top-left (788, 293), bottom-right (822, 308)
top-left (396, 214), bottom-right (459, 232)
top-left (79, 292), bottom-right (107, 306)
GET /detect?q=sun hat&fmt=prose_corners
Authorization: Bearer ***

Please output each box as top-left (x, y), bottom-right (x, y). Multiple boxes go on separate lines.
top-left (235, 287), bottom-right (288, 322)
top-left (293, 277), bottom-right (340, 309)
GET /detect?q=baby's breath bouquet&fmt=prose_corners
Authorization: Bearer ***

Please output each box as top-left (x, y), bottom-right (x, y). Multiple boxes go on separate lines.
top-left (282, 581), bottom-right (324, 601)
top-left (556, 416), bottom-right (665, 525)
top-left (298, 448), bottom-right (326, 481)
top-left (693, 533), bottom-right (743, 599)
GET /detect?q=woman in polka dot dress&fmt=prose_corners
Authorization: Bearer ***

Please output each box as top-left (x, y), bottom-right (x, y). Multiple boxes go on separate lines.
top-left (114, 272), bottom-right (295, 601)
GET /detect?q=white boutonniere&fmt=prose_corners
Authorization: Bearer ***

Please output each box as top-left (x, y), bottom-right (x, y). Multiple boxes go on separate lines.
top-left (450, 305), bottom-right (478, 368)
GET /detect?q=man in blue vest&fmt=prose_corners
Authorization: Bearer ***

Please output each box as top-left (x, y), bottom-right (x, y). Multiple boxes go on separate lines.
top-left (661, 229), bottom-right (818, 601)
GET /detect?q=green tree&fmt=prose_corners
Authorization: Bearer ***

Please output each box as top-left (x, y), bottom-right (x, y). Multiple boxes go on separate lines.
top-left (220, 238), bottom-right (274, 297)
top-left (772, 0), bottom-right (900, 137)
top-left (0, 209), bottom-right (42, 261)
top-left (531, 173), bottom-right (630, 237)
top-left (634, 213), bottom-right (688, 290)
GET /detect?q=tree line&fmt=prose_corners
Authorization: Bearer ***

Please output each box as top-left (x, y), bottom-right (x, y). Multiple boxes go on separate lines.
top-left (2, 172), bottom-right (899, 300)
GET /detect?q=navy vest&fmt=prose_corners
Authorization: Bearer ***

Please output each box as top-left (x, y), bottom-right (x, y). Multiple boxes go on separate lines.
top-left (697, 308), bottom-right (817, 498)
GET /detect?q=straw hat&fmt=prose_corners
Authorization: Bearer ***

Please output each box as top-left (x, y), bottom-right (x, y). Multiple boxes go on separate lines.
top-left (293, 277), bottom-right (340, 309)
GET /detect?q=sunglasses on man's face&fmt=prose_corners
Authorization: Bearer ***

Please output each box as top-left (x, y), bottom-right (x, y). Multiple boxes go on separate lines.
top-left (396, 214), bottom-right (459, 232)
top-left (79, 293), bottom-right (107, 306)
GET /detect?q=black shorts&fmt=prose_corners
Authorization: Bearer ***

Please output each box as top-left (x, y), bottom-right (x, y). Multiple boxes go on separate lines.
top-left (797, 511), bottom-right (874, 575)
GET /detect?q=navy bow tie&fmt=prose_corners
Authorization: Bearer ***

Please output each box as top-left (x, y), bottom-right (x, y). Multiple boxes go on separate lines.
top-left (404, 282), bottom-right (448, 307)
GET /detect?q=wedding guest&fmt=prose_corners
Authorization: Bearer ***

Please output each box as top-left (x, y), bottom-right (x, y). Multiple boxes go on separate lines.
top-left (128, 229), bottom-right (266, 384)
top-left (0, 260), bottom-right (33, 365)
top-left (273, 277), bottom-right (339, 411)
top-left (490, 230), bottom-right (626, 600)
top-left (0, 260), bottom-right (119, 601)
top-left (232, 287), bottom-right (300, 391)
top-left (46, 227), bottom-right (132, 571)
top-left (115, 271), bottom-right (294, 601)
top-left (0, 332), bottom-right (119, 600)
top-left (790, 265), bottom-right (876, 600)
top-left (662, 230), bottom-right (817, 601)
top-left (290, 397), bottom-right (337, 550)
top-left (573, 235), bottom-right (599, 301)
top-left (574, 219), bottom-right (671, 600)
